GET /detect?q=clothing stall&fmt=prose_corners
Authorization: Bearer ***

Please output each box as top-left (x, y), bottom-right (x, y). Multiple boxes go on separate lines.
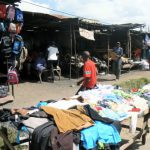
top-left (0, 84), bottom-right (150, 150)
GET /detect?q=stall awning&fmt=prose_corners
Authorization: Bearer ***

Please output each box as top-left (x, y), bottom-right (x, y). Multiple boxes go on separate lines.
top-left (0, 0), bottom-right (21, 4)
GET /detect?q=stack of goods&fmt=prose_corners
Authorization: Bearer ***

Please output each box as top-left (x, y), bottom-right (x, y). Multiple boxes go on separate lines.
top-left (0, 3), bottom-right (24, 64)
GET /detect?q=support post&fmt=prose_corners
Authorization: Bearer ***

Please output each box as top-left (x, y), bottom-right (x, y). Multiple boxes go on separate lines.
top-left (69, 24), bottom-right (73, 80)
top-left (107, 36), bottom-right (110, 74)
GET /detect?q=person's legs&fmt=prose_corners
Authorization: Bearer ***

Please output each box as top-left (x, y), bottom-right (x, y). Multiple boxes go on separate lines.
top-left (116, 59), bottom-right (122, 79)
top-left (112, 61), bottom-right (117, 78)
top-left (49, 61), bottom-right (55, 82)
top-left (75, 85), bottom-right (85, 95)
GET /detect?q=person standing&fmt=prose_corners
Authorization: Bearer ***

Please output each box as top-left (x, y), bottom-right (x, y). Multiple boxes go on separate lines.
top-left (47, 42), bottom-right (59, 83)
top-left (112, 42), bottom-right (123, 80)
top-left (76, 51), bottom-right (97, 95)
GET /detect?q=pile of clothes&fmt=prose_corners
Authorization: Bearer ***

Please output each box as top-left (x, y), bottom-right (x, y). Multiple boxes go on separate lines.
top-left (0, 84), bottom-right (149, 150)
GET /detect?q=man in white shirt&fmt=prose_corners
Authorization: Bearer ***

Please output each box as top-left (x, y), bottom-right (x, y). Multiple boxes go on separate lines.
top-left (47, 42), bottom-right (59, 82)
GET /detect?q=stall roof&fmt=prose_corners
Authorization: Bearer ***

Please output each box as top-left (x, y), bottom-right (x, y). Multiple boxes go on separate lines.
top-left (23, 11), bottom-right (78, 31)
top-left (0, 0), bottom-right (21, 4)
top-left (22, 11), bottom-right (145, 34)
top-left (101, 23), bottom-right (145, 31)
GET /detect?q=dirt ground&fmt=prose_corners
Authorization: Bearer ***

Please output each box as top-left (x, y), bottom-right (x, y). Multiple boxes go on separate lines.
top-left (2, 69), bottom-right (150, 150)
top-left (7, 69), bottom-right (150, 108)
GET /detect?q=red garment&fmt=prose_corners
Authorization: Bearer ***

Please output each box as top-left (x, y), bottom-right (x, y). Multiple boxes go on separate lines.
top-left (83, 59), bottom-right (97, 88)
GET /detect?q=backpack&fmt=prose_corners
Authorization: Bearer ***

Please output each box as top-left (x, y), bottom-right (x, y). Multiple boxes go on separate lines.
top-left (7, 67), bottom-right (19, 84)
top-left (8, 22), bottom-right (16, 33)
top-left (6, 5), bottom-right (15, 22)
top-left (15, 8), bottom-right (23, 23)
top-left (12, 34), bottom-right (24, 55)
top-left (18, 46), bottom-right (28, 70)
top-left (0, 4), bottom-right (6, 20)
top-left (1, 35), bottom-right (12, 48)
top-left (0, 22), bottom-right (6, 32)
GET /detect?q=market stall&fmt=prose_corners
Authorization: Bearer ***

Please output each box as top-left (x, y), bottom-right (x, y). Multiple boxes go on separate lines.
top-left (0, 83), bottom-right (150, 150)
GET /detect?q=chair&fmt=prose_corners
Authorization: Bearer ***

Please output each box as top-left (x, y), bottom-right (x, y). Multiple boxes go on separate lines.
top-left (38, 65), bottom-right (61, 83)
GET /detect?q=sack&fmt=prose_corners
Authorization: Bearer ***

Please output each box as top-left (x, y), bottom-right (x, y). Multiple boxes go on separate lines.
top-left (6, 5), bottom-right (15, 21)
top-left (12, 35), bottom-right (24, 55)
top-left (8, 22), bottom-right (16, 33)
top-left (0, 4), bottom-right (6, 19)
top-left (7, 67), bottom-right (19, 84)
top-left (15, 8), bottom-right (23, 23)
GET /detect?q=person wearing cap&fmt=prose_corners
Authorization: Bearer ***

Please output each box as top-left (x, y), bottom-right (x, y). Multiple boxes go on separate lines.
top-left (76, 51), bottom-right (97, 94)
top-left (112, 42), bottom-right (123, 80)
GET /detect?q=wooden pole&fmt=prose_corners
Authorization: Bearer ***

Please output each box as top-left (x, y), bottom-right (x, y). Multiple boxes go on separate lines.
top-left (73, 25), bottom-right (78, 78)
top-left (107, 36), bottom-right (110, 74)
top-left (69, 24), bottom-right (73, 80)
top-left (127, 30), bottom-right (130, 58)
top-left (129, 30), bottom-right (132, 59)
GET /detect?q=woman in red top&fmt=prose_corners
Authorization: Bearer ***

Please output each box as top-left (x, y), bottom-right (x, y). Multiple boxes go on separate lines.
top-left (76, 51), bottom-right (97, 95)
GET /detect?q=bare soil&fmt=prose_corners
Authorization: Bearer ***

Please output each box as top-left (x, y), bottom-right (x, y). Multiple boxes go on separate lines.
top-left (6, 70), bottom-right (150, 108)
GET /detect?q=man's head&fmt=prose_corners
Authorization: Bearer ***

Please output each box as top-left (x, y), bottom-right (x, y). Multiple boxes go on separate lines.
top-left (116, 41), bottom-right (121, 47)
top-left (81, 51), bottom-right (90, 62)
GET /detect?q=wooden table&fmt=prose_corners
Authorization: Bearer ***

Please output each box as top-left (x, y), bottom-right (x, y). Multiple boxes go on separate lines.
top-left (0, 95), bottom-right (14, 106)
top-left (120, 109), bottom-right (150, 150)
top-left (0, 108), bottom-right (149, 150)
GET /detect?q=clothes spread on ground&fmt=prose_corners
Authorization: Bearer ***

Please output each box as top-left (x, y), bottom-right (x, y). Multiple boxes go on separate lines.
top-left (1, 83), bottom-right (150, 150)
top-left (41, 106), bottom-right (94, 133)
top-left (22, 117), bottom-right (49, 133)
top-left (47, 99), bottom-right (86, 110)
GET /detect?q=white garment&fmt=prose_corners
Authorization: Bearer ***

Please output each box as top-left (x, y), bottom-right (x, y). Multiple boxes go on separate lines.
top-left (47, 99), bottom-right (86, 110)
top-left (47, 46), bottom-right (59, 61)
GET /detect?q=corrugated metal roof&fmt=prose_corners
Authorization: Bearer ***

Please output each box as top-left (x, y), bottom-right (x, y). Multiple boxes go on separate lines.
top-left (50, 14), bottom-right (71, 19)
top-left (0, 0), bottom-right (21, 4)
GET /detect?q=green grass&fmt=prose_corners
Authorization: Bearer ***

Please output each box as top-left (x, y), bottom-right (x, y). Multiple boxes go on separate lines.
top-left (117, 77), bottom-right (150, 92)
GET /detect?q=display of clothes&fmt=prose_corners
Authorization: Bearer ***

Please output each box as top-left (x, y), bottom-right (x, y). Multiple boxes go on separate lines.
top-left (0, 83), bottom-right (150, 150)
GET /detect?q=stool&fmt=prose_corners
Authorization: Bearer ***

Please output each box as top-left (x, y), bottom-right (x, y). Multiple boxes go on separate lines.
top-left (38, 69), bottom-right (49, 83)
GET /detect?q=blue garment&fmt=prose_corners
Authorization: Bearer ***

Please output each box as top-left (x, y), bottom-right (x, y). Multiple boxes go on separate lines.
top-left (112, 46), bottom-right (123, 79)
top-left (103, 93), bottom-right (123, 104)
top-left (101, 108), bottom-right (129, 121)
top-left (113, 47), bottom-right (123, 58)
top-left (81, 121), bottom-right (121, 150)
top-left (35, 101), bottom-right (48, 108)
top-left (16, 126), bottom-right (29, 143)
top-left (35, 57), bottom-right (46, 71)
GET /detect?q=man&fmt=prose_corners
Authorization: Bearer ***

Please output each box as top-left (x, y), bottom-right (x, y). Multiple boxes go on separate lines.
top-left (76, 51), bottom-right (97, 95)
top-left (112, 42), bottom-right (123, 80)
top-left (47, 42), bottom-right (59, 83)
